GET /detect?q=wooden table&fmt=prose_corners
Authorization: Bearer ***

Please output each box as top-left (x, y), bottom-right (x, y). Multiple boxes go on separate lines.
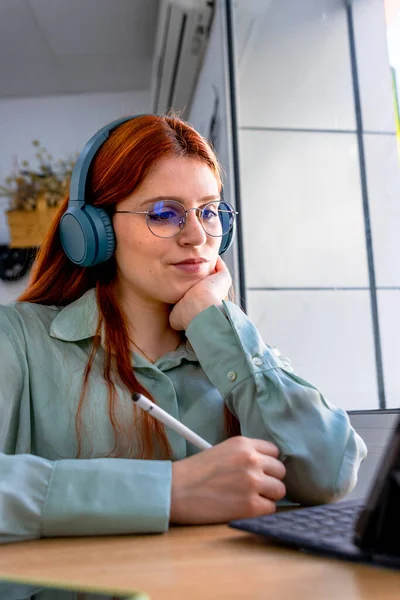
top-left (0, 524), bottom-right (399, 600)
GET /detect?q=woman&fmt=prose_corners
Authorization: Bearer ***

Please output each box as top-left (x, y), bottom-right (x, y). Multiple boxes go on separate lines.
top-left (0, 114), bottom-right (366, 543)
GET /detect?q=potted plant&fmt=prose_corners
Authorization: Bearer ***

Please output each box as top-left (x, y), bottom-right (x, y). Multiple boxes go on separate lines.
top-left (0, 141), bottom-right (75, 281)
top-left (0, 141), bottom-right (75, 248)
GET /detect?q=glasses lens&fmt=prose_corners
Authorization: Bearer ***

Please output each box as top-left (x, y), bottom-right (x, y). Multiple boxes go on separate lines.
top-left (146, 200), bottom-right (185, 238)
top-left (201, 201), bottom-right (235, 237)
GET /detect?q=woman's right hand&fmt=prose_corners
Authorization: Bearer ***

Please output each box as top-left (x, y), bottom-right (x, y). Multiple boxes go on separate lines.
top-left (170, 436), bottom-right (286, 524)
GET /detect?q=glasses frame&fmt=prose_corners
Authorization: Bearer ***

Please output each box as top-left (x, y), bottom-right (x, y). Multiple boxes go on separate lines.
top-left (115, 199), bottom-right (238, 239)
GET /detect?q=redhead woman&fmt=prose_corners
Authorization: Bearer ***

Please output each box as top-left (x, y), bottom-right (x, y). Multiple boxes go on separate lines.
top-left (0, 115), bottom-right (366, 543)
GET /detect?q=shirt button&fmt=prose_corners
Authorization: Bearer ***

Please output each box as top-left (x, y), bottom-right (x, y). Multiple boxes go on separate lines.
top-left (253, 357), bottom-right (263, 366)
top-left (227, 371), bottom-right (237, 382)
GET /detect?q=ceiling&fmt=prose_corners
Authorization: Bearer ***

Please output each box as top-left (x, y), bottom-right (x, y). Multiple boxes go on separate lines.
top-left (0, 0), bottom-right (161, 99)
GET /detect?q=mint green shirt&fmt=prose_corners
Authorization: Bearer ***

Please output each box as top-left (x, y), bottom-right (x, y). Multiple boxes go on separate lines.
top-left (0, 289), bottom-right (367, 543)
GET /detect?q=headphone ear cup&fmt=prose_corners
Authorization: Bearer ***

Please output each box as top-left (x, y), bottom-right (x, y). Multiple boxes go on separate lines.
top-left (60, 205), bottom-right (115, 267)
top-left (61, 116), bottom-right (138, 267)
top-left (94, 207), bottom-right (115, 264)
top-left (219, 227), bottom-right (234, 255)
top-left (218, 200), bottom-right (235, 255)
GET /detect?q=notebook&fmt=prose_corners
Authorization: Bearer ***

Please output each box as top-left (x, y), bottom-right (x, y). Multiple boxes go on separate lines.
top-left (230, 415), bottom-right (400, 568)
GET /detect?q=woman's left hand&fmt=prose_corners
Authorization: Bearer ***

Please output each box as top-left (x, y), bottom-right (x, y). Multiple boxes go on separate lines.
top-left (169, 256), bottom-right (232, 331)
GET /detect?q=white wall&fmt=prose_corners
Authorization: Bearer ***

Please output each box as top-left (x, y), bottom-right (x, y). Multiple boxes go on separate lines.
top-left (0, 89), bottom-right (151, 302)
top-left (0, 89), bottom-right (151, 243)
top-left (234, 0), bottom-right (400, 411)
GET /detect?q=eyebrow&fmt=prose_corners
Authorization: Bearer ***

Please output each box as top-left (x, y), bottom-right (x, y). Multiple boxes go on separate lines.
top-left (138, 195), bottom-right (221, 208)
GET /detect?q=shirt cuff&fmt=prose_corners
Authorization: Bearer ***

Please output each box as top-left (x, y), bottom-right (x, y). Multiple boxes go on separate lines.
top-left (42, 458), bottom-right (172, 537)
top-left (185, 301), bottom-right (284, 399)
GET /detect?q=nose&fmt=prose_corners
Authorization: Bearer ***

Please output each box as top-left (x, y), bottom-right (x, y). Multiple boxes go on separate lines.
top-left (177, 208), bottom-right (207, 247)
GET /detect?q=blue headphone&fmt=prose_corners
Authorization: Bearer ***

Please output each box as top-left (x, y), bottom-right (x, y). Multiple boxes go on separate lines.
top-left (60, 116), bottom-right (235, 267)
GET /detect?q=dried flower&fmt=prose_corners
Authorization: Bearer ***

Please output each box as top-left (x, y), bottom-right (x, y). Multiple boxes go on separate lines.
top-left (0, 141), bottom-right (76, 211)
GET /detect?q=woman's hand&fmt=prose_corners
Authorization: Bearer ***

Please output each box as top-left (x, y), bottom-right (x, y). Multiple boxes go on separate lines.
top-left (170, 436), bottom-right (286, 524)
top-left (169, 256), bottom-right (232, 331)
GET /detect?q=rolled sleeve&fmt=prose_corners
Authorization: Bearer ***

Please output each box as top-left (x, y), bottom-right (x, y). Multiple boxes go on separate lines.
top-left (186, 301), bottom-right (367, 505)
top-left (0, 452), bottom-right (172, 543)
top-left (0, 453), bottom-right (53, 543)
top-left (42, 458), bottom-right (172, 537)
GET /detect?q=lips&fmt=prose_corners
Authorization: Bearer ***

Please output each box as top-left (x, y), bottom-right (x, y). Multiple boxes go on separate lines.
top-left (171, 258), bottom-right (209, 273)
top-left (173, 258), bottom-right (208, 266)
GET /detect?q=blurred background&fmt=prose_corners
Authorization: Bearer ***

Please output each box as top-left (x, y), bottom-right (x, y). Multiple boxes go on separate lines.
top-left (0, 0), bottom-right (399, 495)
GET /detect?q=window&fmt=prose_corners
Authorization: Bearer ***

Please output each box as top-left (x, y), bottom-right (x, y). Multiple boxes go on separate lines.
top-left (230, 0), bottom-right (400, 413)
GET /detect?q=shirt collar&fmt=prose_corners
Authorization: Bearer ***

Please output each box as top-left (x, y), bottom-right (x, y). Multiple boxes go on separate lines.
top-left (49, 288), bottom-right (99, 342)
top-left (49, 288), bottom-right (198, 368)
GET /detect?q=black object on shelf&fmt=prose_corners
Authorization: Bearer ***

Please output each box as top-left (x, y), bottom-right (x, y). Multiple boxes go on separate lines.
top-left (0, 245), bottom-right (36, 282)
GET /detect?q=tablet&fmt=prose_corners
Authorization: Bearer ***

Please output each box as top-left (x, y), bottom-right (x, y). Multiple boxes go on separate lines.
top-left (0, 577), bottom-right (148, 600)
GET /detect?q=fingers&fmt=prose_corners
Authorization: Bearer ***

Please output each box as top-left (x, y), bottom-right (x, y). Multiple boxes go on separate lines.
top-left (244, 458), bottom-right (286, 503)
top-left (251, 438), bottom-right (281, 459)
top-left (212, 257), bottom-right (231, 282)
top-left (241, 496), bottom-right (277, 520)
top-left (259, 474), bottom-right (287, 502)
top-left (215, 256), bottom-right (228, 273)
top-left (227, 437), bottom-right (284, 475)
top-left (261, 454), bottom-right (286, 481)
top-left (255, 450), bottom-right (287, 503)
top-left (248, 438), bottom-right (286, 480)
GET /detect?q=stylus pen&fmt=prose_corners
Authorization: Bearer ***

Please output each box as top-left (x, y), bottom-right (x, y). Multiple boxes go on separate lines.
top-left (132, 393), bottom-right (212, 450)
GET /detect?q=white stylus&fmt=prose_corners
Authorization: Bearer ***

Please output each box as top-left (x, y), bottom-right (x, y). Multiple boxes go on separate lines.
top-left (132, 393), bottom-right (212, 450)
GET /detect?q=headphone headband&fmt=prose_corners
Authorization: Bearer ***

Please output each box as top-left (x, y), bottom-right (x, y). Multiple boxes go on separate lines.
top-left (69, 116), bottom-right (139, 206)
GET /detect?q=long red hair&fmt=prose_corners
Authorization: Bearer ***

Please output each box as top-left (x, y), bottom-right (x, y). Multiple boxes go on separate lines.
top-left (18, 114), bottom-right (240, 459)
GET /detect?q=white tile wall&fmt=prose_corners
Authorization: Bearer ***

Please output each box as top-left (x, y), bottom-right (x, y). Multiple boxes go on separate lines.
top-left (236, 0), bottom-right (356, 130)
top-left (377, 291), bottom-right (400, 409)
top-left (239, 129), bottom-right (369, 288)
top-left (364, 133), bottom-right (400, 287)
top-left (353, 0), bottom-right (397, 133)
top-left (247, 290), bottom-right (379, 411)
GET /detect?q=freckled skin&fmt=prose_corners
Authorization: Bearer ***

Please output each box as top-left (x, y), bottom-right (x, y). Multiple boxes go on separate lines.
top-left (113, 156), bottom-right (221, 306)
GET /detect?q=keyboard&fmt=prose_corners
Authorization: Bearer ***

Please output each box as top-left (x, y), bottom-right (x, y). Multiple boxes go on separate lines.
top-left (230, 500), bottom-right (400, 568)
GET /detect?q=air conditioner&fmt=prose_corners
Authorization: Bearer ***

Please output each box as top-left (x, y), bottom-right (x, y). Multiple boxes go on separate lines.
top-left (151, 0), bottom-right (214, 118)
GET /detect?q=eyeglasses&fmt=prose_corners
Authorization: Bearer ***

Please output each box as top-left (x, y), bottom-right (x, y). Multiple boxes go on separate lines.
top-left (115, 199), bottom-right (238, 239)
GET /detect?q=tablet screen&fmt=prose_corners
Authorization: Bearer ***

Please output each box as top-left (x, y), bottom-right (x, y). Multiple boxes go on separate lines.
top-left (354, 414), bottom-right (400, 550)
top-left (0, 578), bottom-right (146, 600)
